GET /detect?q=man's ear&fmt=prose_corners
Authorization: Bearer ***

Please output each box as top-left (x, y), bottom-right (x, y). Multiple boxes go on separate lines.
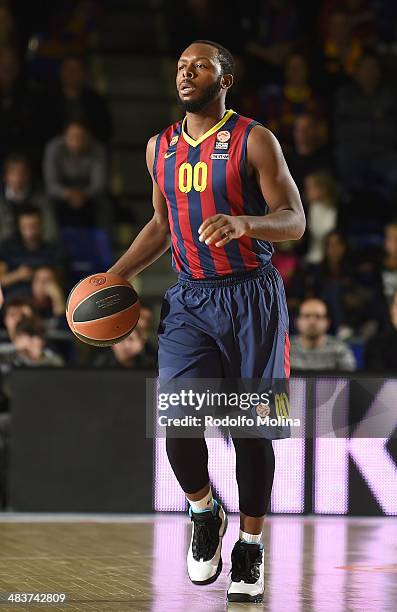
top-left (222, 74), bottom-right (234, 89)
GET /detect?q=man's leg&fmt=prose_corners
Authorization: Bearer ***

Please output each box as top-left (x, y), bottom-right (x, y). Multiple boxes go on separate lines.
top-left (158, 282), bottom-right (227, 584)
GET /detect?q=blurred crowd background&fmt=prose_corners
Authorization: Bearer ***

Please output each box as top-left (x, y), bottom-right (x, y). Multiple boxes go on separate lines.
top-left (1, 0), bottom-right (397, 387)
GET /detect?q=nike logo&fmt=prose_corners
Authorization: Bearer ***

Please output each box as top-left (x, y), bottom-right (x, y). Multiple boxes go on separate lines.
top-left (164, 151), bottom-right (176, 158)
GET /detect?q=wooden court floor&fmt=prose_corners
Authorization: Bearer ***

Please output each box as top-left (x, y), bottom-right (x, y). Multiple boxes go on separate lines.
top-left (0, 514), bottom-right (396, 611)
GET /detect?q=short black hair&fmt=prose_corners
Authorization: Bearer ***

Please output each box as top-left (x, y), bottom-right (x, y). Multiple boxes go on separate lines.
top-left (15, 316), bottom-right (45, 340)
top-left (192, 40), bottom-right (235, 76)
top-left (17, 205), bottom-right (41, 219)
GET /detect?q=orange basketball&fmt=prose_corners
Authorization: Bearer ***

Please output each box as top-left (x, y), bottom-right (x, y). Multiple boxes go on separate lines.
top-left (66, 273), bottom-right (140, 346)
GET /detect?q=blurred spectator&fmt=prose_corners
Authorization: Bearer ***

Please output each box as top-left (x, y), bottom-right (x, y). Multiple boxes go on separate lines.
top-left (304, 172), bottom-right (338, 264)
top-left (380, 222), bottom-right (397, 305)
top-left (255, 53), bottom-right (323, 145)
top-left (92, 328), bottom-right (157, 369)
top-left (0, 4), bottom-right (18, 48)
top-left (43, 121), bottom-right (108, 227)
top-left (290, 298), bottom-right (356, 371)
top-left (286, 114), bottom-right (333, 195)
top-left (0, 153), bottom-right (57, 243)
top-left (136, 302), bottom-right (157, 362)
top-left (0, 46), bottom-right (39, 165)
top-left (272, 241), bottom-right (301, 292)
top-left (364, 291), bottom-right (397, 372)
top-left (164, 0), bottom-right (245, 56)
top-left (44, 55), bottom-right (112, 145)
top-left (0, 206), bottom-right (68, 298)
top-left (0, 284), bottom-right (3, 309)
top-left (0, 297), bottom-right (35, 353)
top-left (334, 53), bottom-right (397, 200)
top-left (0, 317), bottom-right (63, 368)
top-left (308, 231), bottom-right (382, 339)
top-left (31, 266), bottom-right (66, 330)
top-left (319, 0), bottom-right (378, 46)
top-left (26, 0), bottom-right (100, 79)
top-left (322, 9), bottom-right (363, 91)
top-left (245, 0), bottom-right (299, 81)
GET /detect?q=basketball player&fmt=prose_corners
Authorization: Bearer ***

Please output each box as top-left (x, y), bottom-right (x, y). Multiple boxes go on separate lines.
top-left (109, 40), bottom-right (305, 602)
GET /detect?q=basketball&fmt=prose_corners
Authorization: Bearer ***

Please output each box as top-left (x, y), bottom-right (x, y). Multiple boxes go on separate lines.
top-left (66, 273), bottom-right (140, 346)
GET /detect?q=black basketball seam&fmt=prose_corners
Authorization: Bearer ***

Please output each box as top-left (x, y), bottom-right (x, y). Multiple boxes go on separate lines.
top-left (73, 301), bottom-right (140, 325)
top-left (71, 284), bottom-right (137, 320)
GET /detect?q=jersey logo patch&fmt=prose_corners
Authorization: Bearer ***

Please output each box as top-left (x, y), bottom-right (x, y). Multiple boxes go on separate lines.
top-left (215, 141), bottom-right (229, 150)
top-left (164, 150), bottom-right (177, 158)
top-left (211, 153), bottom-right (229, 160)
top-left (169, 135), bottom-right (179, 146)
top-left (216, 130), bottom-right (230, 142)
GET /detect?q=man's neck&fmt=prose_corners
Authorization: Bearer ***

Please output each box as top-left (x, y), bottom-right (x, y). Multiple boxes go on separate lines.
top-left (299, 334), bottom-right (327, 349)
top-left (184, 103), bottom-right (226, 141)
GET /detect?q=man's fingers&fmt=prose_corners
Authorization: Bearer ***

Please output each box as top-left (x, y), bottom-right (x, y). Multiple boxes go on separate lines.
top-left (198, 215), bottom-right (224, 236)
top-left (202, 225), bottom-right (231, 245)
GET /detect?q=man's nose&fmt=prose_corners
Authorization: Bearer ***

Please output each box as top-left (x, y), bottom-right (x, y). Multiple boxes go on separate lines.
top-left (183, 65), bottom-right (194, 78)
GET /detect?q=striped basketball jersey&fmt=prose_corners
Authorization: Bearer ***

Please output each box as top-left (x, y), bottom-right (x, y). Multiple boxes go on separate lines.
top-left (153, 109), bottom-right (273, 279)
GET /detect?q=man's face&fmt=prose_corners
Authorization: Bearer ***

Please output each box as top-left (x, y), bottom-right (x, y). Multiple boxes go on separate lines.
top-left (112, 329), bottom-right (145, 363)
top-left (60, 58), bottom-right (85, 89)
top-left (0, 48), bottom-right (18, 90)
top-left (176, 43), bottom-right (229, 113)
top-left (64, 124), bottom-right (88, 153)
top-left (296, 300), bottom-right (329, 340)
top-left (390, 293), bottom-right (397, 329)
top-left (384, 226), bottom-right (397, 258)
top-left (355, 56), bottom-right (380, 91)
top-left (18, 214), bottom-right (42, 246)
top-left (4, 307), bottom-right (33, 339)
top-left (137, 307), bottom-right (153, 340)
top-left (5, 161), bottom-right (30, 191)
top-left (293, 116), bottom-right (317, 149)
top-left (32, 267), bottom-right (56, 299)
top-left (14, 333), bottom-right (44, 361)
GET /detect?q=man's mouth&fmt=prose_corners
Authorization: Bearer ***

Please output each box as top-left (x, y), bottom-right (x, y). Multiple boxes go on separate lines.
top-left (180, 82), bottom-right (196, 95)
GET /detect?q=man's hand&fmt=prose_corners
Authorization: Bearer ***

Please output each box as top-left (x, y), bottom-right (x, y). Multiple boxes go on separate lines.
top-left (198, 214), bottom-right (249, 247)
top-left (15, 265), bottom-right (34, 282)
top-left (64, 189), bottom-right (87, 209)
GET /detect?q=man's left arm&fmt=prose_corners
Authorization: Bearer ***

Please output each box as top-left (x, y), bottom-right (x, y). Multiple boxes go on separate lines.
top-left (199, 125), bottom-right (305, 247)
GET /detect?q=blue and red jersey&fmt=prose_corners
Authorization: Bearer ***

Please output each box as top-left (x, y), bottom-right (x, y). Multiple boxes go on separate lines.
top-left (153, 109), bottom-right (273, 279)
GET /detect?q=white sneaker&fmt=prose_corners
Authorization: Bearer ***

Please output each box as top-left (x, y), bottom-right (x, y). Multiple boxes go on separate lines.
top-left (187, 499), bottom-right (227, 584)
top-left (227, 541), bottom-right (264, 603)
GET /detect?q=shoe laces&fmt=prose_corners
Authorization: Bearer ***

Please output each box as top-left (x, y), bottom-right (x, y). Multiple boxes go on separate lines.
top-left (230, 542), bottom-right (262, 583)
top-left (191, 508), bottom-right (220, 561)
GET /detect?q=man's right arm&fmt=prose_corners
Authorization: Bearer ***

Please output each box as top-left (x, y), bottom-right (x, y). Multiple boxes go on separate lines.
top-left (108, 135), bottom-right (171, 280)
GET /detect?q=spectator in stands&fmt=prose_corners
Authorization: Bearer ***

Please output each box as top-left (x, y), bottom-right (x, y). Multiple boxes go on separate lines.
top-left (256, 53), bottom-right (323, 146)
top-left (322, 9), bottom-right (363, 91)
top-left (44, 55), bottom-right (112, 145)
top-left (334, 53), bottom-right (397, 199)
top-left (0, 153), bottom-right (57, 243)
top-left (0, 206), bottom-right (68, 298)
top-left (245, 0), bottom-right (299, 81)
top-left (0, 4), bottom-right (18, 48)
top-left (31, 266), bottom-right (66, 330)
top-left (43, 121), bottom-right (108, 227)
top-left (92, 328), bottom-right (157, 369)
top-left (286, 114), bottom-right (333, 195)
top-left (0, 297), bottom-right (35, 355)
top-left (319, 0), bottom-right (378, 47)
top-left (308, 231), bottom-right (381, 339)
top-left (136, 302), bottom-right (157, 361)
top-left (0, 47), bottom-right (39, 165)
top-left (380, 222), bottom-right (397, 305)
top-left (304, 172), bottom-right (338, 264)
top-left (364, 291), bottom-right (397, 372)
top-left (0, 317), bottom-right (63, 368)
top-left (290, 298), bottom-right (356, 371)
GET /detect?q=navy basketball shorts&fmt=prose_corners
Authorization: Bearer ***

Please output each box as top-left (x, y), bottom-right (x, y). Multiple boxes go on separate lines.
top-left (158, 264), bottom-right (291, 440)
